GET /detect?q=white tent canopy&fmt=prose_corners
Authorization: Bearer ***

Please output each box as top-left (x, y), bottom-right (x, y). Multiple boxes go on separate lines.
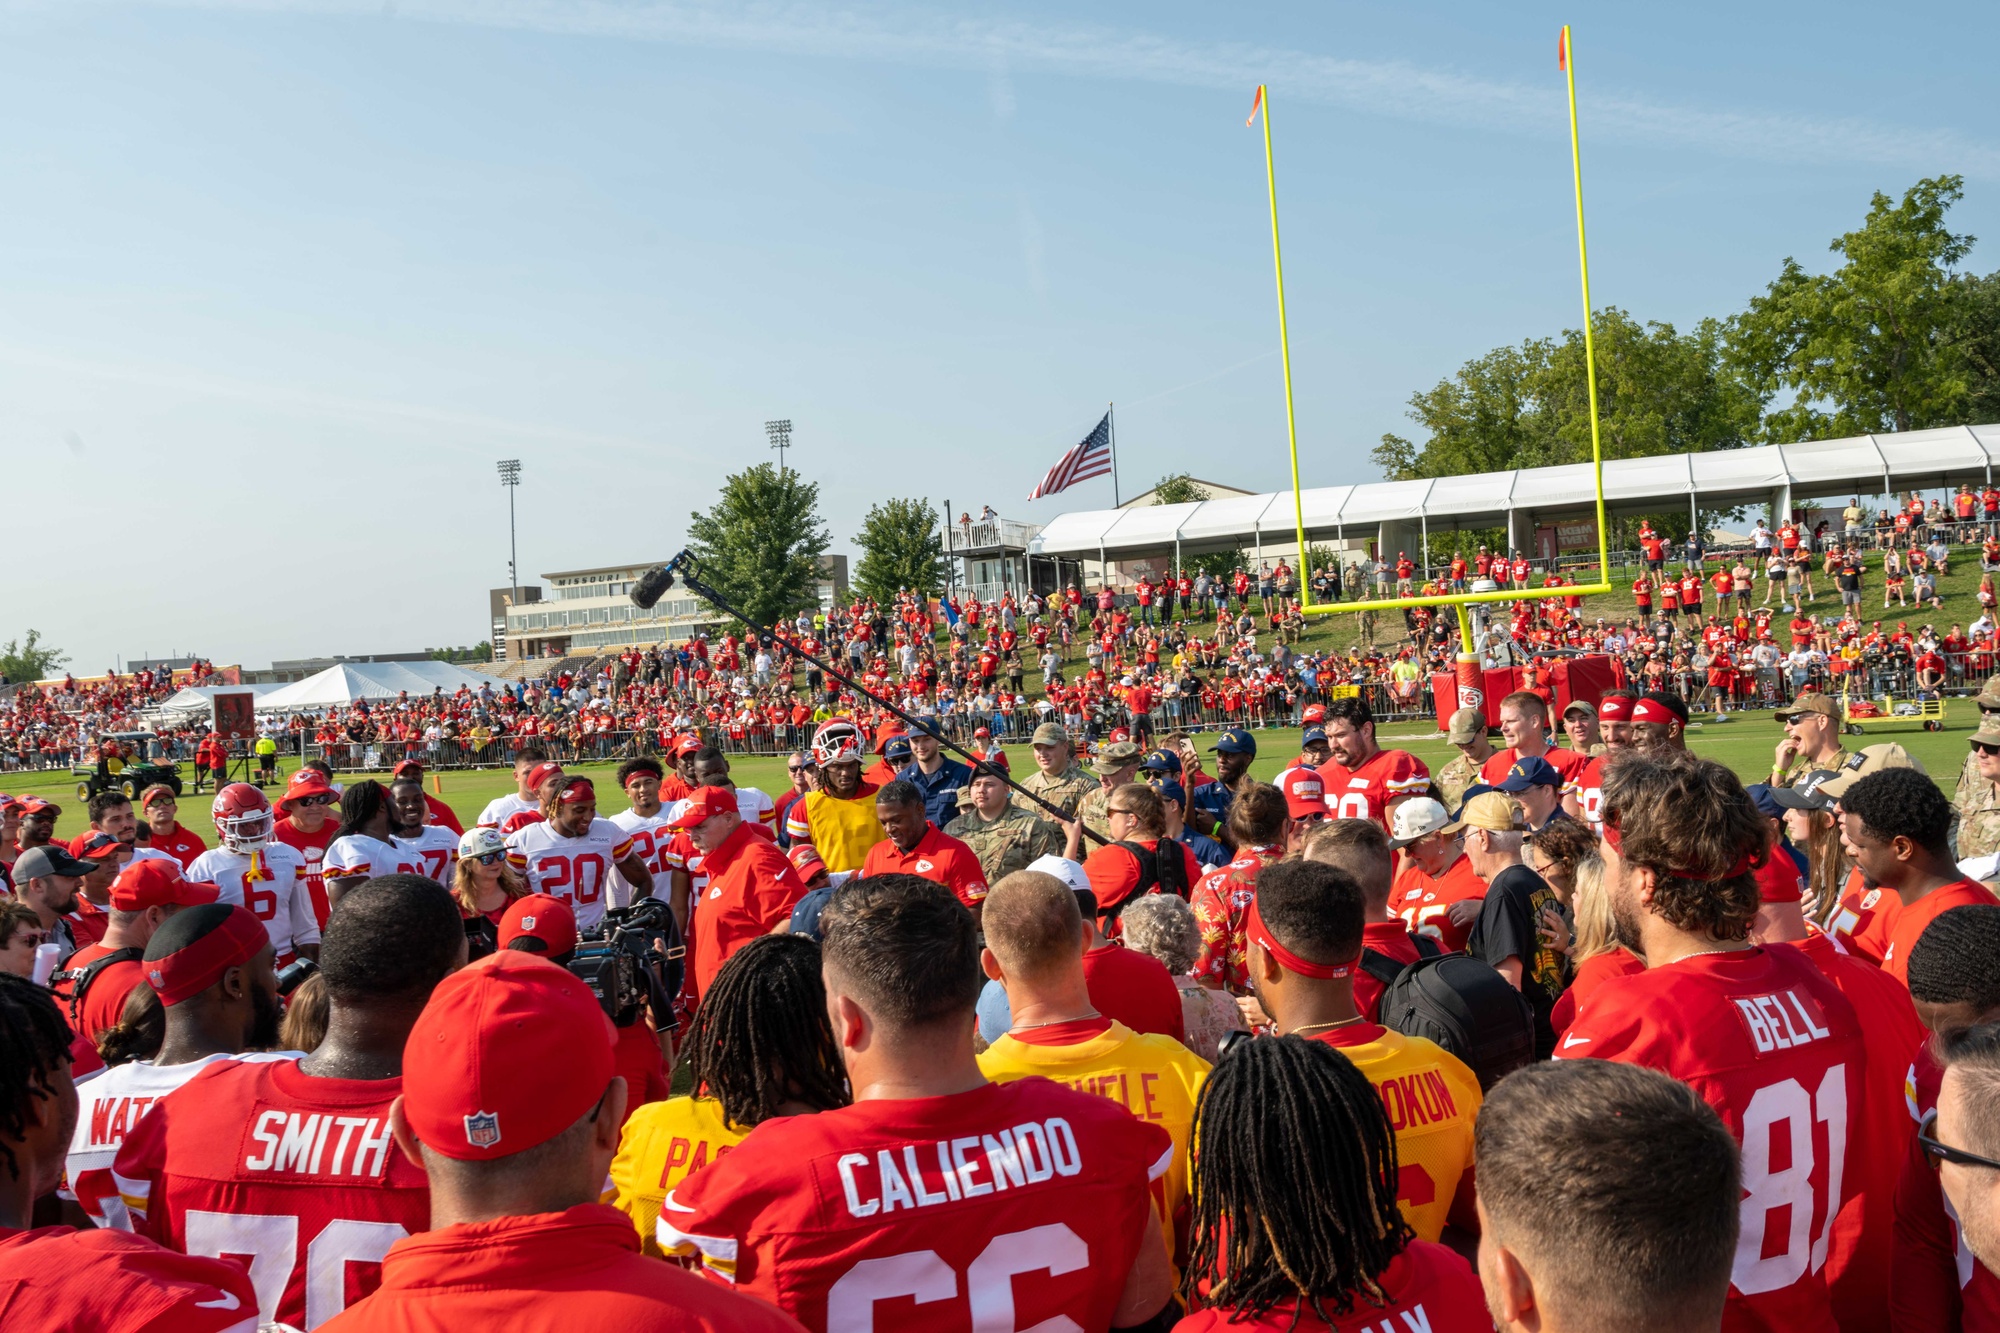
top-left (254, 661), bottom-right (505, 714)
top-left (152, 684), bottom-right (279, 716)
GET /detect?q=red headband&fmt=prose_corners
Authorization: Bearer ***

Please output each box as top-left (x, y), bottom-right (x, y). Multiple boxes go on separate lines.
top-left (1630, 698), bottom-right (1677, 725)
top-left (145, 906), bottom-right (269, 1007)
top-left (556, 777), bottom-right (595, 804)
top-left (1245, 899), bottom-right (1351, 981)
top-left (1600, 820), bottom-right (1755, 881)
top-left (1597, 696), bottom-right (1632, 722)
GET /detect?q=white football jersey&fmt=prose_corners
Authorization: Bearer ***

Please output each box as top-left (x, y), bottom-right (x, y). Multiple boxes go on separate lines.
top-left (608, 807), bottom-right (676, 909)
top-left (65, 1052), bottom-right (303, 1225)
top-left (125, 847), bottom-right (183, 869)
top-left (394, 824), bottom-right (461, 885)
top-left (185, 845), bottom-right (320, 957)
top-left (476, 792), bottom-right (539, 828)
top-left (505, 817), bottom-right (637, 932)
top-left (322, 833), bottom-right (423, 888)
top-left (662, 786), bottom-right (776, 831)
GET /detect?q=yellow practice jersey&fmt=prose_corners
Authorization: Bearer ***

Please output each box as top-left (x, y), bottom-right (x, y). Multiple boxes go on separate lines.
top-left (1313, 1025), bottom-right (1482, 1241)
top-left (978, 1019), bottom-right (1208, 1268)
top-left (789, 789), bottom-right (886, 872)
top-left (606, 1094), bottom-right (748, 1257)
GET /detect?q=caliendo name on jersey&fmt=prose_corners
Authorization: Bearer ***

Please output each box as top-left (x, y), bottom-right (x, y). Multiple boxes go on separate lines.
top-left (835, 1115), bottom-right (1084, 1219)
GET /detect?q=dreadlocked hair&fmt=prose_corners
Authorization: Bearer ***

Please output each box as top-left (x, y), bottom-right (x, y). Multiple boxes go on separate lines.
top-left (1182, 1036), bottom-right (1413, 1324)
top-left (680, 934), bottom-right (850, 1128)
top-left (336, 781), bottom-right (391, 840)
top-left (0, 973), bottom-right (76, 1182)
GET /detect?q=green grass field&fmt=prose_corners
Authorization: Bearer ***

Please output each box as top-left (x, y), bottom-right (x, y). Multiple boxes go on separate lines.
top-left (5, 701), bottom-right (1981, 847)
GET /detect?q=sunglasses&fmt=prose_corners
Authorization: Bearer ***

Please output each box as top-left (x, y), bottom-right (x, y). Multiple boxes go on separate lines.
top-left (11, 932), bottom-right (48, 949)
top-left (1919, 1107), bottom-right (2000, 1172)
top-left (788, 765), bottom-right (811, 773)
top-left (293, 794), bottom-right (337, 807)
top-left (472, 851), bottom-right (506, 866)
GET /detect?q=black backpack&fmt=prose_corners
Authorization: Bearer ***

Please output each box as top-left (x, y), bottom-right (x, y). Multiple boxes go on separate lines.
top-left (1096, 840), bottom-right (1191, 924)
top-left (50, 946), bottom-right (145, 1028)
top-left (1361, 942), bottom-right (1535, 1091)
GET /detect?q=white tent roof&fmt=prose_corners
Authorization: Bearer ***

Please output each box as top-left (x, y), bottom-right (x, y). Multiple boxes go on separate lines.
top-left (152, 684), bottom-right (278, 716)
top-left (1032, 423), bottom-right (2000, 558)
top-left (254, 661), bottom-right (504, 713)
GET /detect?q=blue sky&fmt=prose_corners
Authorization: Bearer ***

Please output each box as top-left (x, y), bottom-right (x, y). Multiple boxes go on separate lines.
top-left (6, 0), bottom-right (1997, 671)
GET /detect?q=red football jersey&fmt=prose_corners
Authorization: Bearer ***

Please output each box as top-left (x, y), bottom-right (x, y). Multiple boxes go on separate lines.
top-left (111, 1058), bottom-right (430, 1331)
top-left (1316, 749), bottom-right (1430, 829)
top-left (0, 1223), bottom-right (260, 1333)
top-left (1390, 854), bottom-right (1486, 954)
top-left (659, 1078), bottom-right (1172, 1332)
top-left (1559, 946), bottom-right (1866, 1333)
top-left (1176, 1238), bottom-right (1488, 1331)
top-left (1827, 869), bottom-right (1896, 964)
top-left (1792, 931), bottom-right (1925, 1331)
top-left (1880, 880), bottom-right (1997, 983)
top-left (1892, 1042), bottom-right (2000, 1331)
top-left (1479, 745), bottom-right (1588, 795)
top-left (1574, 753), bottom-right (1610, 826)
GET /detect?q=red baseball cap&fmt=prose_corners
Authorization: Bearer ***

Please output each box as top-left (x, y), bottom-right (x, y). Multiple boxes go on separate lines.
top-left (668, 786), bottom-right (737, 829)
top-left (277, 768), bottom-right (337, 810)
top-left (392, 759), bottom-right (425, 778)
top-left (787, 843), bottom-right (828, 881)
top-left (111, 859), bottom-right (220, 912)
top-left (18, 797), bottom-right (57, 816)
top-left (672, 734), bottom-right (704, 758)
top-left (524, 761), bottom-right (565, 792)
top-left (145, 904), bottom-right (269, 1006)
top-left (401, 951), bottom-right (617, 1161)
top-left (1280, 768), bottom-right (1328, 820)
top-left (497, 894), bottom-right (577, 955)
top-left (70, 831), bottom-right (124, 863)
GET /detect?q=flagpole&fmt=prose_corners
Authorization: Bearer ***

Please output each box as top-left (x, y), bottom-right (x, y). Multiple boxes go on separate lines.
top-left (1108, 403), bottom-right (1121, 506)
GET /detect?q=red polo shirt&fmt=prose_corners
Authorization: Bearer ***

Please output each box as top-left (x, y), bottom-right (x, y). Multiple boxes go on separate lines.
top-left (146, 823), bottom-right (208, 871)
top-left (858, 825), bottom-right (989, 909)
top-left (691, 820), bottom-right (808, 996)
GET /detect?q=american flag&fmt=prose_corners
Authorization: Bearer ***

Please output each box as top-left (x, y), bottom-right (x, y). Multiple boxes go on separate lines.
top-left (1027, 411), bottom-right (1113, 501)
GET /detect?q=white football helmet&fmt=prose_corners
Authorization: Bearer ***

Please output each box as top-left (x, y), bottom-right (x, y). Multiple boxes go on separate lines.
top-left (213, 782), bottom-right (274, 854)
top-left (810, 718), bottom-right (865, 768)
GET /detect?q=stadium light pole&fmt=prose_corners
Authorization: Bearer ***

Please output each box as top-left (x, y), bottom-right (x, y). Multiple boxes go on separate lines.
top-left (767, 419), bottom-right (793, 473)
top-left (497, 460), bottom-right (522, 655)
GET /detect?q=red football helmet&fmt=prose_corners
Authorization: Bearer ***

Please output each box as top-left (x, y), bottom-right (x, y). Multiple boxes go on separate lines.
top-left (212, 782), bottom-right (274, 854)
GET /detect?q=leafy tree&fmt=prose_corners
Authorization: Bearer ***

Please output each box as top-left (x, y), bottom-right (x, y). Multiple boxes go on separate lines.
top-left (853, 498), bottom-right (947, 603)
top-left (0, 629), bottom-right (67, 685)
top-left (686, 463), bottom-right (832, 630)
top-left (1961, 268), bottom-right (2000, 425)
top-left (1149, 473), bottom-right (1243, 577)
top-left (428, 643), bottom-right (493, 664)
top-left (1727, 175), bottom-right (1976, 438)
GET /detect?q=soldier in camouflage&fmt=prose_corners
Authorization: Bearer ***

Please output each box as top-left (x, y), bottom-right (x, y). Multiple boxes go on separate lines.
top-left (1434, 707), bottom-right (1494, 814)
top-left (946, 756), bottom-right (1066, 884)
top-left (1073, 740), bottom-right (1143, 847)
top-left (1955, 680), bottom-right (2000, 862)
top-left (1770, 693), bottom-right (1850, 788)
top-left (1016, 721), bottom-right (1095, 821)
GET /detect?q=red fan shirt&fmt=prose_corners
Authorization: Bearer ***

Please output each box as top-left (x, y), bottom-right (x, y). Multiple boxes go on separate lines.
top-left (658, 1078), bottom-right (1172, 1333)
top-left (0, 1223), bottom-right (261, 1333)
top-left (1315, 748), bottom-right (1430, 830)
top-left (1082, 942), bottom-right (1185, 1043)
top-left (112, 1058), bottom-right (430, 1332)
top-left (1559, 946), bottom-right (1867, 1333)
top-left (1479, 745), bottom-right (1588, 796)
top-left (1176, 1238), bottom-right (1488, 1331)
top-left (272, 815), bottom-right (342, 925)
top-left (1354, 919), bottom-right (1425, 1023)
top-left (1880, 880), bottom-right (1998, 984)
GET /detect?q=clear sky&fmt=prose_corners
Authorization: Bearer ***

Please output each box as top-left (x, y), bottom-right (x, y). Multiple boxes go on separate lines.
top-left (6, 0), bottom-right (1997, 671)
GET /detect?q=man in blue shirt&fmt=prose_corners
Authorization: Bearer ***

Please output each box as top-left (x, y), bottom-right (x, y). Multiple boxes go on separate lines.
top-left (1186, 727), bottom-right (1256, 845)
top-left (901, 716), bottom-right (971, 829)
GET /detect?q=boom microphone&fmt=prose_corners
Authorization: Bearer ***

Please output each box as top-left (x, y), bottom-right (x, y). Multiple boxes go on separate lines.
top-left (630, 564), bottom-right (677, 610)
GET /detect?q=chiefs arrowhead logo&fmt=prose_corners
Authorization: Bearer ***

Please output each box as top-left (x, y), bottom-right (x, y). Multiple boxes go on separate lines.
top-left (915, 860), bottom-right (934, 873)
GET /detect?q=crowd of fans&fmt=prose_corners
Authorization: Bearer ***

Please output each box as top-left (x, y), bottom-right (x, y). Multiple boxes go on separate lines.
top-left (6, 663), bottom-right (2000, 1330)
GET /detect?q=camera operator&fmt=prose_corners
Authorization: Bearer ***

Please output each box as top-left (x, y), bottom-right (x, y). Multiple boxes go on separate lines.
top-left (498, 894), bottom-right (674, 1124)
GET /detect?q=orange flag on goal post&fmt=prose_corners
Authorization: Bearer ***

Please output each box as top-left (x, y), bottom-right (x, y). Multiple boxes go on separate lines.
top-left (1557, 27), bottom-right (1569, 70)
top-left (1246, 84), bottom-right (1265, 127)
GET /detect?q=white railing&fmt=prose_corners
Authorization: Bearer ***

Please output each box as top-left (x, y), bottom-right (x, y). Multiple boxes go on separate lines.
top-left (943, 518), bottom-right (1040, 553)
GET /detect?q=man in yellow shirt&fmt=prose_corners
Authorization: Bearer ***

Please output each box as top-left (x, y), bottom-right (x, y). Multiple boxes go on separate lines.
top-left (1246, 857), bottom-right (1483, 1244)
top-left (607, 934), bottom-right (848, 1254)
top-left (976, 868), bottom-right (1208, 1269)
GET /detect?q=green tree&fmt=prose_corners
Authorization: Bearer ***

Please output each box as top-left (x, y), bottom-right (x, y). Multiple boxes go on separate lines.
top-left (853, 498), bottom-right (947, 603)
top-left (1727, 175), bottom-right (1976, 438)
top-left (1149, 473), bottom-right (1243, 577)
top-left (686, 463), bottom-right (832, 630)
top-left (0, 629), bottom-right (66, 685)
top-left (428, 643), bottom-right (493, 664)
top-left (1960, 268), bottom-right (2000, 425)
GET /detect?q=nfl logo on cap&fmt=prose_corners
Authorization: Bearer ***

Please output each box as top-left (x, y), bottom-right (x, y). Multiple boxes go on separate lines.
top-left (520, 915), bottom-right (537, 930)
top-left (464, 1110), bottom-right (502, 1149)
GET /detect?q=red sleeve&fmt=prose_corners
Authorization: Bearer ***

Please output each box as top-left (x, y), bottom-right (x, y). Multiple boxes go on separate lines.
top-left (1084, 847), bottom-right (1140, 910)
top-left (426, 794), bottom-right (464, 836)
top-left (1892, 1129), bottom-right (1966, 1331)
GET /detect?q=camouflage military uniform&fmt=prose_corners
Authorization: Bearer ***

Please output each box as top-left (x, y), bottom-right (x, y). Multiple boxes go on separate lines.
top-left (1073, 783), bottom-right (1119, 847)
top-left (945, 806), bottom-right (1067, 884)
top-left (1434, 753), bottom-right (1484, 814)
top-left (1016, 765), bottom-right (1095, 822)
top-left (1955, 748), bottom-right (2000, 862)
top-left (1774, 748), bottom-right (1851, 789)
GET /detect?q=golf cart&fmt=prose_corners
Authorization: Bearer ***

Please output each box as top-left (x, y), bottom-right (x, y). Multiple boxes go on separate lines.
top-left (73, 731), bottom-right (183, 802)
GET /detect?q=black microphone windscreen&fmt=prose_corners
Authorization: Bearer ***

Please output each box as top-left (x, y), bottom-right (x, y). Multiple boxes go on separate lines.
top-left (630, 565), bottom-right (676, 610)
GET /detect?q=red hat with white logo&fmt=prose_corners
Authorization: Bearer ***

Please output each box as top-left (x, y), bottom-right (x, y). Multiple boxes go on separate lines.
top-left (111, 859), bottom-right (220, 912)
top-left (400, 951), bottom-right (616, 1161)
top-left (69, 830), bottom-right (124, 863)
top-left (1279, 768), bottom-right (1328, 820)
top-left (668, 786), bottom-right (737, 829)
top-left (497, 893), bottom-right (577, 956)
top-left (277, 768), bottom-right (338, 811)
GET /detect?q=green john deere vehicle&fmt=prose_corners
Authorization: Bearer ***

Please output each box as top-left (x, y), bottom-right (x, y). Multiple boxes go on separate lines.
top-left (73, 732), bottom-right (183, 803)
